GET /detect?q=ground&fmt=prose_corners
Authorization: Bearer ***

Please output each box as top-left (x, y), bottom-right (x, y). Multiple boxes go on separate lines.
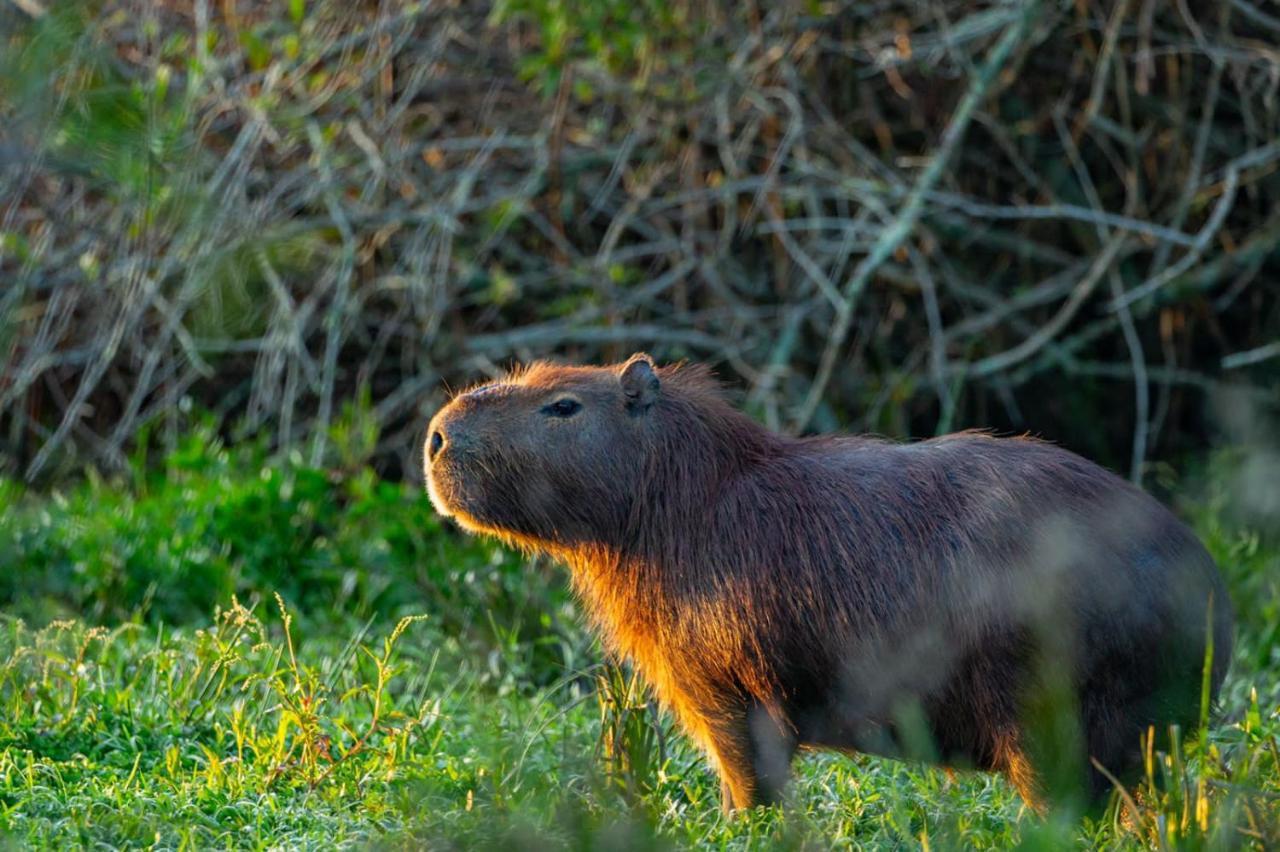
top-left (0, 435), bottom-right (1276, 849)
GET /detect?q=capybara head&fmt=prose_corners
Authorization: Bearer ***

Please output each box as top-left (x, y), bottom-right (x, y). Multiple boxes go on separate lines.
top-left (425, 354), bottom-right (669, 548)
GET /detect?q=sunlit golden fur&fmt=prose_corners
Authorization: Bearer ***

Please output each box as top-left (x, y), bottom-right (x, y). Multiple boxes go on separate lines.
top-left (425, 354), bottom-right (1233, 813)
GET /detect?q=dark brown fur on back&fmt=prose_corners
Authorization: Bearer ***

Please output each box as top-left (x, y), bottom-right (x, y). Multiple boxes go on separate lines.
top-left (425, 355), bottom-right (1233, 812)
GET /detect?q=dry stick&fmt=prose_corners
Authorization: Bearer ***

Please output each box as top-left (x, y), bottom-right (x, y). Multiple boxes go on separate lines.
top-left (0, 282), bottom-right (74, 411)
top-left (747, 305), bottom-right (807, 431)
top-left (307, 121), bottom-right (358, 468)
top-left (791, 0), bottom-right (1041, 433)
top-left (1076, 0), bottom-right (1132, 135)
top-left (963, 235), bottom-right (1126, 379)
top-left (1110, 270), bottom-right (1150, 483)
top-left (740, 86), bottom-right (804, 231)
top-left (490, 258), bottom-right (700, 356)
top-left (769, 218), bottom-right (845, 307)
top-left (251, 248), bottom-right (318, 449)
top-left (941, 258), bottom-right (1089, 343)
top-left (1108, 164), bottom-right (1240, 311)
top-left (101, 112), bottom-right (269, 459)
top-left (1112, 75), bottom-right (1155, 487)
top-left (25, 268), bottom-right (147, 479)
top-left (1062, 83), bottom-right (1151, 485)
top-left (10, 21), bottom-right (159, 476)
top-left (1146, 31), bottom-right (1224, 279)
top-left (1131, 24), bottom-right (1218, 465)
top-left (1063, 361), bottom-right (1273, 401)
top-left (797, 162), bottom-right (1200, 251)
top-left (1090, 757), bottom-right (1148, 834)
top-left (1124, 2), bottom-right (1234, 442)
top-left (920, 190), bottom-right (1197, 248)
top-left (1222, 342), bottom-right (1280, 370)
top-left (909, 242), bottom-right (956, 434)
top-left (1208, 138), bottom-right (1280, 184)
top-left (586, 124), bottom-right (643, 219)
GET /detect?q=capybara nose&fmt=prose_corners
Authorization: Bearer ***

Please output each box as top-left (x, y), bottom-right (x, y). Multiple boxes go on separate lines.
top-left (428, 429), bottom-right (445, 462)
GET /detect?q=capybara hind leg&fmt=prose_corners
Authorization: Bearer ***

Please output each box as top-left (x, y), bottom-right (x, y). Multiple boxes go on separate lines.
top-left (1083, 698), bottom-right (1146, 814)
top-left (708, 704), bottom-right (796, 812)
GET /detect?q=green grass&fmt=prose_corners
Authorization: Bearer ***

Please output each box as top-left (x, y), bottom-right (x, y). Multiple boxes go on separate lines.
top-left (0, 438), bottom-right (1277, 849)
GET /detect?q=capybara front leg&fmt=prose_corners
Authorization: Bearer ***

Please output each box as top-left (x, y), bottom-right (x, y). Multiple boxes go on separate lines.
top-left (994, 729), bottom-right (1047, 814)
top-left (708, 704), bottom-right (796, 813)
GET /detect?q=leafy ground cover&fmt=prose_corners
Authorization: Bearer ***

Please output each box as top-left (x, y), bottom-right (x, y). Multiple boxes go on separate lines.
top-left (0, 437), bottom-right (1276, 849)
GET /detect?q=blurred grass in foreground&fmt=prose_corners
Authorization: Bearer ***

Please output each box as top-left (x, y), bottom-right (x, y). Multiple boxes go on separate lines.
top-left (0, 436), bottom-right (1276, 848)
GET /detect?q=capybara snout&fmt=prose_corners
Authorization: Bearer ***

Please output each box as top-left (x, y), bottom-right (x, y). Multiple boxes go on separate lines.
top-left (425, 354), bottom-right (1233, 813)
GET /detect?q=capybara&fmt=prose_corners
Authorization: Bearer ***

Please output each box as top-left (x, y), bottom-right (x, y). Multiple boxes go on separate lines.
top-left (424, 353), bottom-right (1233, 812)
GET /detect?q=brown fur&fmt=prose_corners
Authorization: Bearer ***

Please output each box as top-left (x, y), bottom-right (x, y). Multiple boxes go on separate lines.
top-left (425, 354), bottom-right (1234, 812)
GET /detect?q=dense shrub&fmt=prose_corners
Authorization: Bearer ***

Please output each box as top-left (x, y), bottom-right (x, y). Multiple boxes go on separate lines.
top-left (0, 427), bottom-right (586, 686)
top-left (2, 1), bottom-right (1276, 483)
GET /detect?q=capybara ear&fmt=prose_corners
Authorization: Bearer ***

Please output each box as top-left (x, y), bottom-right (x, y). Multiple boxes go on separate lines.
top-left (620, 353), bottom-right (660, 412)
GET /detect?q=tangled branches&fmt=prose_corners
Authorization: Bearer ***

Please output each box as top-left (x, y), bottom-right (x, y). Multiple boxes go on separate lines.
top-left (1, 0), bottom-right (1277, 482)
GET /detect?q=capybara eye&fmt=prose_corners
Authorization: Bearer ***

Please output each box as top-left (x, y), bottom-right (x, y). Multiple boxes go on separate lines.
top-left (541, 398), bottom-right (582, 418)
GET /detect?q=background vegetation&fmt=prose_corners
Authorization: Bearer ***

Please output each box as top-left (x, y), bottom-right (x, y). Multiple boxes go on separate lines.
top-left (2, 0), bottom-right (1278, 481)
top-left (0, 0), bottom-right (1277, 848)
